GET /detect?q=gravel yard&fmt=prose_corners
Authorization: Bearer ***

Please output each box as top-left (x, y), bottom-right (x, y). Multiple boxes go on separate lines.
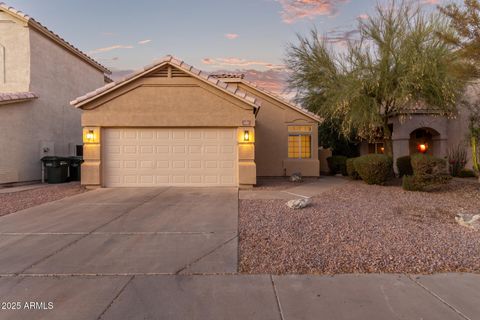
top-left (239, 179), bottom-right (480, 274)
top-left (0, 183), bottom-right (87, 216)
top-left (255, 177), bottom-right (322, 190)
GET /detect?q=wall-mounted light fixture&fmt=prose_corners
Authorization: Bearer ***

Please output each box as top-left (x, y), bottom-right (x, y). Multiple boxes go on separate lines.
top-left (243, 130), bottom-right (250, 142)
top-left (85, 129), bottom-right (95, 142)
top-left (417, 143), bottom-right (428, 153)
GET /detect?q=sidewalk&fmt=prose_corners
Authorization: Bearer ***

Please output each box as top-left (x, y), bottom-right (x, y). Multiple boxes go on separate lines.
top-left (240, 175), bottom-right (349, 200)
top-left (0, 273), bottom-right (477, 319)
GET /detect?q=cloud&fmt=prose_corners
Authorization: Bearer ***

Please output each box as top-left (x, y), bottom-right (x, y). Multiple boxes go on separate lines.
top-left (422, 0), bottom-right (438, 4)
top-left (101, 32), bottom-right (115, 36)
top-left (202, 57), bottom-right (285, 70)
top-left (358, 13), bottom-right (369, 20)
top-left (88, 45), bottom-right (134, 54)
top-left (224, 33), bottom-right (239, 40)
top-left (138, 39), bottom-right (152, 45)
top-left (98, 57), bottom-right (120, 62)
top-left (278, 0), bottom-right (349, 24)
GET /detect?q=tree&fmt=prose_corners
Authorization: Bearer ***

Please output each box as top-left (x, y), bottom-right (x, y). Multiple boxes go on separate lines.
top-left (439, 0), bottom-right (480, 77)
top-left (286, 0), bottom-right (472, 157)
top-left (439, 0), bottom-right (480, 177)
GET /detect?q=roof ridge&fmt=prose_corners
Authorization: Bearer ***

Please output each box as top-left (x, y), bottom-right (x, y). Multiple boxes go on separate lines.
top-left (0, 2), bottom-right (110, 74)
top-left (71, 56), bottom-right (261, 109)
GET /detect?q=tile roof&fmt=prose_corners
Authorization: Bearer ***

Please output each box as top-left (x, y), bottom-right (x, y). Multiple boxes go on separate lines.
top-left (71, 55), bottom-right (261, 110)
top-left (0, 2), bottom-right (110, 74)
top-left (214, 76), bottom-right (321, 122)
top-left (210, 73), bottom-right (245, 79)
top-left (0, 92), bottom-right (38, 104)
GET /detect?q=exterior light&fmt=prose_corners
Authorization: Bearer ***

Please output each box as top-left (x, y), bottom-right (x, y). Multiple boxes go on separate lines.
top-left (417, 143), bottom-right (428, 153)
top-left (86, 130), bottom-right (95, 142)
top-left (244, 130), bottom-right (250, 142)
top-left (380, 147), bottom-right (385, 153)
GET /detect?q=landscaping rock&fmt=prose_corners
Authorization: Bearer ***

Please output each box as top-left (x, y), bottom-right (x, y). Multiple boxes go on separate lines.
top-left (290, 173), bottom-right (303, 183)
top-left (455, 213), bottom-right (480, 231)
top-left (286, 197), bottom-right (312, 209)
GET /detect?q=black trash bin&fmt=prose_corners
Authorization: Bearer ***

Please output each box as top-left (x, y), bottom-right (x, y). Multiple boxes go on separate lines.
top-left (68, 156), bottom-right (84, 181)
top-left (41, 157), bottom-right (70, 184)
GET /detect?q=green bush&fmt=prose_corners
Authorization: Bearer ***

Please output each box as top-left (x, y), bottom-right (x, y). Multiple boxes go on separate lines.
top-left (458, 168), bottom-right (476, 178)
top-left (346, 158), bottom-right (361, 180)
top-left (353, 154), bottom-right (393, 185)
top-left (402, 175), bottom-right (426, 191)
top-left (327, 156), bottom-right (348, 175)
top-left (396, 156), bottom-right (413, 177)
top-left (403, 154), bottom-right (451, 191)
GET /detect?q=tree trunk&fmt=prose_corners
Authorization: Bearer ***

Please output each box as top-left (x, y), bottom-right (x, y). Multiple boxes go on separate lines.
top-left (383, 119), bottom-right (393, 157)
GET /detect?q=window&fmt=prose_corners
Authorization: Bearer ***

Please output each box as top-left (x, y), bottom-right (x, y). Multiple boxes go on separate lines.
top-left (368, 142), bottom-right (384, 154)
top-left (288, 126), bottom-right (312, 159)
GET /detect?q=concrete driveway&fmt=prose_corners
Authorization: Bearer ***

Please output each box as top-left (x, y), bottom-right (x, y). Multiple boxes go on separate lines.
top-left (0, 187), bottom-right (238, 275)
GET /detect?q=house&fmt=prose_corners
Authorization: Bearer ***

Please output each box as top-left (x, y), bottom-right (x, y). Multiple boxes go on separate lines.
top-left (71, 56), bottom-right (321, 188)
top-left (0, 3), bottom-right (110, 185)
top-left (358, 100), bottom-right (475, 171)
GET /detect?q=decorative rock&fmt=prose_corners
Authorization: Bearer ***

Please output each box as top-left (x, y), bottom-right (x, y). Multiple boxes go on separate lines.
top-left (290, 172), bottom-right (303, 182)
top-left (455, 213), bottom-right (480, 231)
top-left (286, 197), bottom-right (312, 209)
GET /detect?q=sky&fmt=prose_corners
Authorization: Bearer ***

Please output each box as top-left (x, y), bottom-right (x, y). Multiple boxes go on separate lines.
top-left (6, 0), bottom-right (453, 96)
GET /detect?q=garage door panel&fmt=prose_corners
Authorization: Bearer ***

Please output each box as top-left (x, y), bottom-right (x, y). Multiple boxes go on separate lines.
top-left (103, 128), bottom-right (238, 187)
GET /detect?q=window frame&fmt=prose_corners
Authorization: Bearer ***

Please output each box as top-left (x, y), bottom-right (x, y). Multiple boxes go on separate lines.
top-left (288, 126), bottom-right (313, 159)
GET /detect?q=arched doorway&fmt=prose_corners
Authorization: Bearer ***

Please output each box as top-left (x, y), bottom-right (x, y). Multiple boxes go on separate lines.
top-left (409, 128), bottom-right (440, 156)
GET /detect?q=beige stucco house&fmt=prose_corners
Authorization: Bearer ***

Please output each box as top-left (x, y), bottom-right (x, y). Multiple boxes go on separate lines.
top-left (71, 56), bottom-right (320, 188)
top-left (0, 3), bottom-right (110, 185)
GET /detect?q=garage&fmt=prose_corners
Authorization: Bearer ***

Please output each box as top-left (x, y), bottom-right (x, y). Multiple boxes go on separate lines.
top-left (103, 128), bottom-right (238, 187)
top-left (71, 56), bottom-right (259, 189)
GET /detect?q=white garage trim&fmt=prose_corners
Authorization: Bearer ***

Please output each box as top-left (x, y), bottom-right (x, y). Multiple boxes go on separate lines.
top-left (102, 128), bottom-right (238, 187)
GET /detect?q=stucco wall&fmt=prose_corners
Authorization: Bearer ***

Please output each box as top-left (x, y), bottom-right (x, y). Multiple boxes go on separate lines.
top-left (0, 12), bottom-right (30, 92)
top-left (82, 77), bottom-right (256, 128)
top-left (0, 22), bottom-right (105, 184)
top-left (235, 83), bottom-right (320, 177)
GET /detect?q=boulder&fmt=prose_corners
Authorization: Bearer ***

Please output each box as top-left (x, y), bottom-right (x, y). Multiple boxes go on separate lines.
top-left (290, 172), bottom-right (303, 182)
top-left (286, 197), bottom-right (312, 209)
top-left (455, 213), bottom-right (480, 231)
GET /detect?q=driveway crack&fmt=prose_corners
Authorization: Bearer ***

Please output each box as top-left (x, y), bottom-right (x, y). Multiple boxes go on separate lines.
top-left (270, 275), bottom-right (285, 320)
top-left (407, 275), bottom-right (471, 320)
top-left (97, 275), bottom-right (134, 320)
top-left (175, 234), bottom-right (238, 275)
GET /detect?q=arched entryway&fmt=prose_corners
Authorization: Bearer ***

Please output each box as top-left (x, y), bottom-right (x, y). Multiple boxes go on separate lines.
top-left (409, 127), bottom-right (441, 156)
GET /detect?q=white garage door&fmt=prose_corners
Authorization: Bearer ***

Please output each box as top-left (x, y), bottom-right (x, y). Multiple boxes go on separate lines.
top-left (103, 128), bottom-right (238, 187)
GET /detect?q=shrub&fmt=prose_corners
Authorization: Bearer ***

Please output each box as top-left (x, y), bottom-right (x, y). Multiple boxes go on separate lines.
top-left (327, 156), bottom-right (348, 175)
top-left (403, 154), bottom-right (452, 191)
top-left (447, 145), bottom-right (467, 177)
top-left (396, 156), bottom-right (413, 177)
top-left (346, 158), bottom-right (361, 180)
top-left (458, 168), bottom-right (477, 178)
top-left (402, 175), bottom-right (425, 191)
top-left (353, 154), bottom-right (393, 185)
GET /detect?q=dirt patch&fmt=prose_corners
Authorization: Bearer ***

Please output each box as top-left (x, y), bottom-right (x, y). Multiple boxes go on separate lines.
top-left (239, 180), bottom-right (480, 274)
top-left (0, 183), bottom-right (88, 216)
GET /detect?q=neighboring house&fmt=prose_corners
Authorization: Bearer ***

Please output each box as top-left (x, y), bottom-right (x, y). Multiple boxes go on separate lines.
top-left (358, 102), bottom-right (475, 171)
top-left (0, 3), bottom-right (110, 185)
top-left (71, 56), bottom-right (321, 189)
